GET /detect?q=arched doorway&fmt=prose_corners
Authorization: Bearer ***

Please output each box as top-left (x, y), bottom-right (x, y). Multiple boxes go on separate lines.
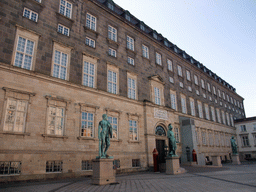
top-left (155, 125), bottom-right (167, 172)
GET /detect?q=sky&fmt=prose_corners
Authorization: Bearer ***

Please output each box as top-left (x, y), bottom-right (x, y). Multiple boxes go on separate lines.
top-left (113, 0), bottom-right (256, 118)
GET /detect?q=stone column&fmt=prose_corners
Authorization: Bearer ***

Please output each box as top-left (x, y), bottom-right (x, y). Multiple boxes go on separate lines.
top-left (92, 158), bottom-right (116, 185)
top-left (211, 156), bottom-right (222, 167)
top-left (231, 154), bottom-right (241, 165)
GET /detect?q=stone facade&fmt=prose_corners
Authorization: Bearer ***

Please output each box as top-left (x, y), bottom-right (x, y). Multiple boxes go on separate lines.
top-left (0, 0), bottom-right (245, 181)
top-left (235, 117), bottom-right (256, 161)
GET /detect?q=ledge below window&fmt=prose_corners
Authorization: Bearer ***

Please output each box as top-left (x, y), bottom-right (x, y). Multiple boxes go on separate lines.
top-left (241, 146), bottom-right (251, 148)
top-left (83, 26), bottom-right (99, 38)
top-left (42, 134), bottom-right (68, 139)
top-left (111, 139), bottom-right (122, 143)
top-left (128, 140), bottom-right (141, 144)
top-left (0, 132), bottom-right (30, 136)
top-left (77, 136), bottom-right (98, 141)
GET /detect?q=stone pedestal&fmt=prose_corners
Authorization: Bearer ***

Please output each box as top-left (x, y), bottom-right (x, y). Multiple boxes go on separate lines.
top-left (212, 156), bottom-right (222, 167)
top-left (166, 156), bottom-right (185, 175)
top-left (232, 154), bottom-right (241, 165)
top-left (92, 158), bottom-right (116, 185)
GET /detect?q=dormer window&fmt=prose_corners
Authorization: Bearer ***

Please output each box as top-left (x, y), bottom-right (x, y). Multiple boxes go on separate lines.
top-left (190, 58), bottom-right (194, 64)
top-left (197, 63), bottom-right (200, 68)
top-left (108, 3), bottom-right (114, 10)
top-left (174, 46), bottom-right (178, 53)
top-left (125, 11), bottom-right (131, 21)
top-left (164, 40), bottom-right (168, 47)
top-left (182, 52), bottom-right (186, 59)
top-left (153, 32), bottom-right (158, 39)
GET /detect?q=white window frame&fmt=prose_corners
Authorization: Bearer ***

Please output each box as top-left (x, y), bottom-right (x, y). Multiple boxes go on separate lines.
top-left (169, 77), bottom-right (174, 84)
top-left (81, 112), bottom-right (94, 137)
top-left (82, 55), bottom-right (97, 88)
top-left (108, 25), bottom-right (117, 42)
top-left (194, 75), bottom-right (198, 85)
top-left (127, 36), bottom-right (134, 51)
top-left (226, 113), bottom-right (230, 126)
top-left (201, 79), bottom-right (205, 89)
top-left (47, 106), bottom-right (65, 136)
top-left (213, 86), bottom-right (216, 95)
top-left (216, 109), bottom-right (221, 123)
top-left (198, 101), bottom-right (203, 118)
top-left (190, 98), bottom-right (195, 116)
top-left (222, 111), bottom-right (226, 125)
top-left (129, 120), bottom-right (138, 141)
top-left (12, 28), bottom-right (39, 71)
top-left (142, 44), bottom-right (149, 59)
top-left (177, 65), bottom-right (182, 76)
top-left (59, 0), bottom-right (72, 19)
top-left (241, 135), bottom-right (250, 147)
top-left (186, 70), bottom-right (191, 81)
top-left (108, 47), bottom-right (116, 57)
top-left (108, 116), bottom-right (118, 139)
top-left (86, 13), bottom-right (97, 31)
top-left (211, 106), bottom-right (216, 122)
top-left (107, 65), bottom-right (119, 94)
top-left (154, 87), bottom-right (161, 105)
top-left (205, 104), bottom-right (210, 120)
top-left (85, 37), bottom-right (95, 48)
top-left (51, 43), bottom-right (71, 80)
top-left (155, 52), bottom-right (162, 65)
top-left (207, 83), bottom-right (211, 92)
top-left (179, 82), bottom-right (184, 88)
top-left (181, 95), bottom-right (187, 114)
top-left (57, 24), bottom-right (70, 36)
top-left (167, 59), bottom-right (173, 71)
top-left (23, 7), bottom-right (38, 22)
top-left (174, 128), bottom-right (180, 143)
top-left (128, 57), bottom-right (134, 65)
top-left (127, 73), bottom-right (137, 100)
top-left (170, 90), bottom-right (177, 110)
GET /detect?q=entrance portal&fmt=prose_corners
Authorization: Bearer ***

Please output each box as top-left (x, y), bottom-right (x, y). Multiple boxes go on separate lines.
top-left (156, 139), bottom-right (166, 172)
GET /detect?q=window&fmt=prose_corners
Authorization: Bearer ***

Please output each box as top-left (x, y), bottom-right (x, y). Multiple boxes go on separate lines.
top-left (81, 112), bottom-right (94, 137)
top-left (240, 125), bottom-right (246, 132)
top-left (253, 124), bottom-right (256, 131)
top-left (195, 130), bottom-right (199, 145)
top-left (209, 132), bottom-right (214, 146)
top-left (179, 82), bottom-right (183, 88)
top-left (82, 160), bottom-right (92, 170)
top-left (128, 76), bottom-right (136, 100)
top-left (3, 99), bottom-right (28, 132)
top-left (231, 97), bottom-right (233, 104)
top-left (167, 59), bottom-right (173, 71)
top-left (52, 43), bottom-right (71, 80)
top-left (177, 65), bottom-right (182, 76)
top-left (198, 101), bottom-right (203, 118)
top-left (230, 114), bottom-right (234, 127)
top-left (254, 134), bottom-right (256, 145)
top-left (125, 14), bottom-right (130, 21)
top-left (153, 32), bottom-right (158, 39)
top-left (186, 70), bottom-right (191, 81)
top-left (85, 37), bottom-right (95, 48)
top-left (196, 90), bottom-right (200, 95)
top-left (132, 159), bottom-right (140, 167)
top-left (215, 133), bottom-right (220, 146)
top-left (222, 92), bottom-right (226, 100)
top-left (107, 2), bottom-right (114, 10)
top-left (216, 109), bottom-right (221, 123)
top-left (128, 57), bottom-right (134, 65)
top-left (140, 23), bottom-right (145, 31)
top-left (47, 106), bottom-right (65, 135)
top-left (218, 89), bottom-right (221, 97)
top-left (108, 70), bottom-right (117, 94)
top-left (188, 86), bottom-right (192, 92)
top-left (127, 36), bottom-right (134, 51)
top-left (174, 128), bottom-right (180, 143)
top-left (164, 40), bottom-right (169, 47)
top-left (86, 13), bottom-right (96, 31)
top-left (241, 135), bottom-right (250, 147)
top-left (194, 75), bottom-right (198, 85)
top-left (181, 95), bottom-right (187, 114)
top-left (205, 104), bottom-right (210, 120)
top-left (108, 25), bottom-right (117, 42)
top-left (108, 48), bottom-right (116, 57)
top-left (203, 93), bottom-right (206, 98)
top-left (82, 56), bottom-right (96, 88)
top-left (190, 98), bottom-right (195, 116)
top-left (213, 86), bottom-right (216, 95)
top-left (211, 106), bottom-right (216, 122)
top-left (226, 113), bottom-right (230, 126)
top-left (13, 28), bottom-right (39, 70)
top-left (142, 44), bottom-right (149, 59)
top-left (59, 0), bottom-right (72, 18)
top-left (227, 95), bottom-right (230, 102)
top-left (46, 161), bottom-right (63, 172)
top-left (35, 0), bottom-right (41, 3)
top-left (23, 8), bottom-right (38, 22)
top-left (0, 162), bottom-right (21, 175)
top-left (170, 91), bottom-right (177, 110)
top-left (202, 132), bottom-right (207, 145)
top-left (129, 120), bottom-right (138, 141)
top-left (222, 111), bottom-right (226, 125)
top-left (108, 116), bottom-right (118, 139)
top-left (207, 83), bottom-right (211, 92)
top-left (58, 24), bottom-right (70, 36)
top-left (113, 160), bottom-right (120, 169)
top-left (169, 77), bottom-right (174, 83)
top-left (154, 87), bottom-right (161, 105)
top-left (156, 52), bottom-right (162, 65)
top-left (201, 79), bottom-right (205, 89)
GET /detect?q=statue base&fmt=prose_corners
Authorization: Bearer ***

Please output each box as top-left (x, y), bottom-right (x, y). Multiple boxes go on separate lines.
top-left (212, 156), bottom-right (222, 167)
top-left (231, 154), bottom-right (241, 165)
top-left (166, 156), bottom-right (186, 175)
top-left (92, 158), bottom-right (116, 185)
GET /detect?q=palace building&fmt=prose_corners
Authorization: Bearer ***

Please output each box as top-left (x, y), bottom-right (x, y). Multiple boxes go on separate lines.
top-left (0, 0), bottom-right (245, 181)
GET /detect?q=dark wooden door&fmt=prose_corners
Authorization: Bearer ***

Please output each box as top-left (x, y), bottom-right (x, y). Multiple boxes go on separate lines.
top-left (156, 139), bottom-right (166, 172)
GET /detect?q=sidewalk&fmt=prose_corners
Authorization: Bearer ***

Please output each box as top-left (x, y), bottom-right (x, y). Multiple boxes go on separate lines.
top-left (1, 164), bottom-right (256, 192)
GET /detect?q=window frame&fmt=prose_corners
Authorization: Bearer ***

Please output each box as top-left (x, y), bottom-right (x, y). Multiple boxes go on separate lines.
top-left (107, 65), bottom-right (119, 94)
top-left (59, 0), bottom-right (72, 19)
top-left (81, 112), bottom-right (94, 138)
top-left (85, 37), bottom-right (96, 48)
top-left (155, 52), bottom-right (162, 65)
top-left (82, 55), bottom-right (97, 88)
top-left (127, 57), bottom-right (134, 66)
top-left (181, 95), bottom-right (187, 114)
top-left (154, 87), bottom-right (161, 105)
top-left (177, 65), bottom-right (182, 77)
top-left (170, 90), bottom-right (177, 110)
top-left (142, 44), bottom-right (149, 59)
top-left (23, 7), bottom-right (38, 22)
top-left (57, 24), bottom-right (70, 36)
top-left (129, 120), bottom-right (138, 141)
top-left (86, 13), bottom-right (97, 31)
top-left (167, 59), bottom-right (173, 71)
top-left (186, 70), bottom-right (191, 81)
top-left (108, 116), bottom-right (118, 139)
top-left (127, 73), bottom-right (137, 100)
top-left (108, 25), bottom-right (117, 42)
top-left (127, 36), bottom-right (134, 51)
top-left (190, 98), bottom-right (195, 116)
top-left (108, 47), bottom-right (117, 57)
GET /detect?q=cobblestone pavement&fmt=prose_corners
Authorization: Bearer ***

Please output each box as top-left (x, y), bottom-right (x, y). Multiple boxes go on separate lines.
top-left (1, 164), bottom-right (256, 192)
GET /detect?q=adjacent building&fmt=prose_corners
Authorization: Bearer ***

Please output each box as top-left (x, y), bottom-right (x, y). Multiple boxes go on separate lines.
top-left (235, 117), bottom-right (256, 161)
top-left (0, 0), bottom-right (245, 181)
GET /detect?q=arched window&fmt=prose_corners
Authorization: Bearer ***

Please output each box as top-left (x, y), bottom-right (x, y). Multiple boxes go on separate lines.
top-left (155, 125), bottom-right (166, 136)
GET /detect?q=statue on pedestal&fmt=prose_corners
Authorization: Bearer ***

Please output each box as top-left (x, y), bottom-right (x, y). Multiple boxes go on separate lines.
top-left (167, 124), bottom-right (178, 157)
top-left (97, 114), bottom-right (113, 158)
top-left (230, 136), bottom-right (238, 155)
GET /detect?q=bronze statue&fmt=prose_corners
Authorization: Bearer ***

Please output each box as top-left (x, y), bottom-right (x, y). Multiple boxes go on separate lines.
top-left (97, 114), bottom-right (113, 158)
top-left (167, 124), bottom-right (178, 157)
top-left (230, 136), bottom-right (238, 155)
